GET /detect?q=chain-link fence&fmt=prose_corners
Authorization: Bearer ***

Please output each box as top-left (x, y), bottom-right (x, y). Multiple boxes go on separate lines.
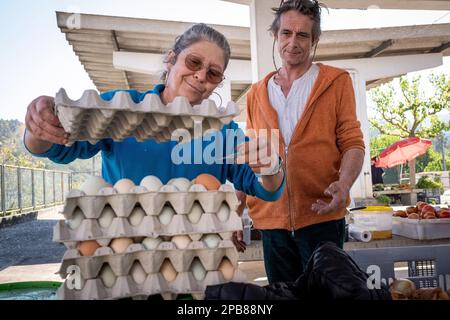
top-left (0, 164), bottom-right (73, 217)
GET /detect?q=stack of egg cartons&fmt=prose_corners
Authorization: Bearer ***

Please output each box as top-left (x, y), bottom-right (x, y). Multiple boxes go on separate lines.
top-left (52, 89), bottom-right (246, 299)
top-left (53, 175), bottom-right (247, 300)
top-left (54, 88), bottom-right (241, 145)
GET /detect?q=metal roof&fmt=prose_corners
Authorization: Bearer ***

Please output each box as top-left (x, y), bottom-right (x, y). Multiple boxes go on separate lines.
top-left (57, 11), bottom-right (450, 104)
top-left (223, 0), bottom-right (450, 10)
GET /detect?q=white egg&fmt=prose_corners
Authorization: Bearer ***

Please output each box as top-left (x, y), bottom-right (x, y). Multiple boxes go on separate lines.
top-left (142, 237), bottom-right (162, 250)
top-left (187, 202), bottom-right (204, 224)
top-left (99, 265), bottom-right (116, 288)
top-left (203, 234), bottom-right (221, 249)
top-left (217, 203), bottom-right (230, 222)
top-left (191, 259), bottom-right (206, 281)
top-left (189, 233), bottom-right (203, 241)
top-left (171, 235), bottom-right (192, 249)
top-left (167, 178), bottom-right (191, 192)
top-left (66, 208), bottom-right (84, 230)
top-left (130, 262), bottom-right (147, 284)
top-left (140, 175), bottom-right (163, 192)
top-left (113, 179), bottom-right (135, 194)
top-left (129, 207), bottom-right (146, 226)
top-left (98, 206), bottom-right (115, 229)
top-left (158, 206), bottom-right (175, 225)
top-left (79, 176), bottom-right (111, 196)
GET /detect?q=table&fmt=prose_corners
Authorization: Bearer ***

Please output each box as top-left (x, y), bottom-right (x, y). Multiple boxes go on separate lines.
top-left (373, 189), bottom-right (422, 205)
top-left (238, 236), bottom-right (450, 262)
top-left (238, 236), bottom-right (450, 289)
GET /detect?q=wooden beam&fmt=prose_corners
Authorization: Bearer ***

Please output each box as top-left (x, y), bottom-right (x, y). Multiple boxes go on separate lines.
top-left (429, 41), bottom-right (450, 53)
top-left (364, 39), bottom-right (394, 58)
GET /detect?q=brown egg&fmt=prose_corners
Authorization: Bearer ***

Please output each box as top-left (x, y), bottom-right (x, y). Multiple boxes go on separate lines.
top-left (160, 260), bottom-right (177, 282)
top-left (193, 174), bottom-right (221, 191)
top-left (77, 240), bottom-right (101, 256)
top-left (218, 258), bottom-right (235, 281)
top-left (110, 237), bottom-right (133, 253)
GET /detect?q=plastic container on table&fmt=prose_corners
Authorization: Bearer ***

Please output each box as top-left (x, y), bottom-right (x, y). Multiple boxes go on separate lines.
top-left (351, 206), bottom-right (393, 239)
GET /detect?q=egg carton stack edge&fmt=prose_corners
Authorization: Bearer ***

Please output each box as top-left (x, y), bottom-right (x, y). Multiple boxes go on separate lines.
top-left (55, 88), bottom-right (241, 145)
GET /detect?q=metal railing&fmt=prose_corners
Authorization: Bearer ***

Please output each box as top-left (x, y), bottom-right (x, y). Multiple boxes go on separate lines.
top-left (0, 164), bottom-right (72, 217)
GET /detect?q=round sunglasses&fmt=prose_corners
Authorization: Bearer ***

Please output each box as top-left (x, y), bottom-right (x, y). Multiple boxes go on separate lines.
top-left (184, 53), bottom-right (225, 84)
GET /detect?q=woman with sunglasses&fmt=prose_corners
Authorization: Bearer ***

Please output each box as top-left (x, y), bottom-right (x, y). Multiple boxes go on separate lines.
top-left (23, 23), bottom-right (285, 203)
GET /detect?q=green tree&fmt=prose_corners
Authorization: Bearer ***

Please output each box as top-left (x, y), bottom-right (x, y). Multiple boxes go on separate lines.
top-left (369, 73), bottom-right (450, 186)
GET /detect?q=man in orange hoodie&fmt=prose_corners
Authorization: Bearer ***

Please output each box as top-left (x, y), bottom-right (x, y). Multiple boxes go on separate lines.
top-left (233, 0), bottom-right (365, 283)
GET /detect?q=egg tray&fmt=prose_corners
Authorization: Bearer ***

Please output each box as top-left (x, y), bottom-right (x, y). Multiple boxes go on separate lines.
top-left (55, 88), bottom-right (241, 145)
top-left (61, 231), bottom-right (234, 250)
top-left (62, 184), bottom-right (240, 219)
top-left (57, 240), bottom-right (239, 279)
top-left (53, 209), bottom-right (243, 242)
top-left (56, 269), bottom-right (247, 300)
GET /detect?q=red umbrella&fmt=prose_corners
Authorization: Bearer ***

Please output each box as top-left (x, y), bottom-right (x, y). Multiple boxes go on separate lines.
top-left (375, 137), bottom-right (432, 168)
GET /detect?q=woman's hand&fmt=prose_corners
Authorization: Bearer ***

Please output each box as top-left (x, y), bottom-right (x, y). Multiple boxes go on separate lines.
top-left (24, 96), bottom-right (69, 153)
top-left (235, 135), bottom-right (279, 176)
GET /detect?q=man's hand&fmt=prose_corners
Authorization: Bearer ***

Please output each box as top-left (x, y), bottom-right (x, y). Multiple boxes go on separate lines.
top-left (311, 181), bottom-right (350, 215)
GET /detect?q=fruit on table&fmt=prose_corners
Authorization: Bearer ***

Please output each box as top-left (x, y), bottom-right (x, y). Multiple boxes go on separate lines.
top-left (394, 201), bottom-right (450, 219)
top-left (421, 204), bottom-right (435, 214)
top-left (405, 207), bottom-right (417, 215)
top-left (393, 210), bottom-right (407, 218)
top-left (390, 279), bottom-right (416, 299)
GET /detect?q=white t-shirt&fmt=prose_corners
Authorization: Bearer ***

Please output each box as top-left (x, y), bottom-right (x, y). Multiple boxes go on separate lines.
top-left (268, 64), bottom-right (319, 146)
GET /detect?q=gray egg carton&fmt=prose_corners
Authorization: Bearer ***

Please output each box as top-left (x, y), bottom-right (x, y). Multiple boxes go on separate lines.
top-left (62, 184), bottom-right (240, 219)
top-left (56, 269), bottom-right (247, 300)
top-left (53, 211), bottom-right (242, 242)
top-left (61, 231), bottom-right (235, 250)
top-left (57, 240), bottom-right (239, 279)
top-left (54, 88), bottom-right (241, 145)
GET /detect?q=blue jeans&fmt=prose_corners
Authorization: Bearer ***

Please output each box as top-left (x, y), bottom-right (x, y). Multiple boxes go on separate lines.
top-left (260, 218), bottom-right (346, 284)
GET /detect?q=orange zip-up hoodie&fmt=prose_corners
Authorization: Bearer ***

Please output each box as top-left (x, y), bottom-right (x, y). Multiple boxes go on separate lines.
top-left (246, 64), bottom-right (365, 231)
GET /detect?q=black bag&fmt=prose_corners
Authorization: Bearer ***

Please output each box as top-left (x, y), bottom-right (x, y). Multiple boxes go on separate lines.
top-left (205, 242), bottom-right (391, 300)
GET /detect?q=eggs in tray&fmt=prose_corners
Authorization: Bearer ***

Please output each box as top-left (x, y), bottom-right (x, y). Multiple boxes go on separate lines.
top-left (54, 174), bottom-right (245, 300)
top-left (76, 174), bottom-right (223, 196)
top-left (55, 174), bottom-right (240, 242)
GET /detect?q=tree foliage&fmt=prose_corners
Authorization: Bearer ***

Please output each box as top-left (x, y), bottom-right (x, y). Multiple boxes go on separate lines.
top-left (369, 73), bottom-right (450, 186)
top-left (369, 73), bottom-right (450, 139)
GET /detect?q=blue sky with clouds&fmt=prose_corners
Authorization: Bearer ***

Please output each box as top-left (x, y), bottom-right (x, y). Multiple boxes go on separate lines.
top-left (0, 0), bottom-right (449, 121)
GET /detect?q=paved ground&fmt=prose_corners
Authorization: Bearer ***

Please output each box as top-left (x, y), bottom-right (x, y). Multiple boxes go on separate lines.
top-left (0, 206), bottom-right (268, 285)
top-left (0, 207), bottom-right (66, 283)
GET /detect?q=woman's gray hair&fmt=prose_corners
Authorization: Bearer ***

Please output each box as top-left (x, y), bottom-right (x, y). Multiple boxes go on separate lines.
top-left (161, 23), bottom-right (231, 83)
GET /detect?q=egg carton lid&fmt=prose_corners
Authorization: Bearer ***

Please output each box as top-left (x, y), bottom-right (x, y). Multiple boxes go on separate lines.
top-left (58, 242), bottom-right (239, 279)
top-left (53, 211), bottom-right (243, 243)
top-left (62, 184), bottom-right (239, 219)
top-left (57, 269), bottom-right (247, 300)
top-left (55, 88), bottom-right (241, 145)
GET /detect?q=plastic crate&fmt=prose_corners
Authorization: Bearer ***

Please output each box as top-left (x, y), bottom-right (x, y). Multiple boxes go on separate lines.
top-left (347, 245), bottom-right (450, 290)
top-left (392, 217), bottom-right (450, 240)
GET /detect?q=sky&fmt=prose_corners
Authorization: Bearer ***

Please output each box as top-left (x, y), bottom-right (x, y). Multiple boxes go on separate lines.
top-left (0, 0), bottom-right (449, 121)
